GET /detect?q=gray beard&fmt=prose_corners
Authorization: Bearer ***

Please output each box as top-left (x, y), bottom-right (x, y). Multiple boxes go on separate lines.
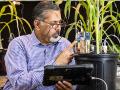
top-left (49, 36), bottom-right (61, 43)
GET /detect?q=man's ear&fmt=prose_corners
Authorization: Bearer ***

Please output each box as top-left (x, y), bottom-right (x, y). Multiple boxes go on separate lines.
top-left (34, 19), bottom-right (40, 30)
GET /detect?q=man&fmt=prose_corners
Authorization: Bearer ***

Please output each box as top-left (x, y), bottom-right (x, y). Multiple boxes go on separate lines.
top-left (3, 1), bottom-right (76, 90)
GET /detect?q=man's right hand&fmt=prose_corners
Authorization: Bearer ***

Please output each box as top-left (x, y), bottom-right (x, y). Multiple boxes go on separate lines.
top-left (55, 41), bottom-right (77, 65)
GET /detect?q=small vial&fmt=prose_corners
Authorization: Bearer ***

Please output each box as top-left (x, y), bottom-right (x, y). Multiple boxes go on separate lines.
top-left (77, 32), bottom-right (85, 53)
top-left (102, 45), bottom-right (107, 54)
top-left (102, 39), bottom-right (107, 54)
top-left (85, 32), bottom-right (90, 53)
top-left (74, 32), bottom-right (80, 53)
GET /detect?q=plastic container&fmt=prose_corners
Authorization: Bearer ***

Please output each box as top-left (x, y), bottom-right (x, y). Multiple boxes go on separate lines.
top-left (74, 53), bottom-right (118, 90)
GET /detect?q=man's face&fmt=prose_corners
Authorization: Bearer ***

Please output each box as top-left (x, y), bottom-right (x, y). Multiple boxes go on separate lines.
top-left (35, 10), bottom-right (62, 44)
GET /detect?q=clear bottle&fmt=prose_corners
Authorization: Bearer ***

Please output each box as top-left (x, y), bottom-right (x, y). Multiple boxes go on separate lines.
top-left (85, 32), bottom-right (90, 53)
top-left (76, 32), bottom-right (86, 54)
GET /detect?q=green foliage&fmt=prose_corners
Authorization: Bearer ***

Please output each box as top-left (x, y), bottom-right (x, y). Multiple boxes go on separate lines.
top-left (55, 0), bottom-right (120, 55)
top-left (0, 0), bottom-right (32, 37)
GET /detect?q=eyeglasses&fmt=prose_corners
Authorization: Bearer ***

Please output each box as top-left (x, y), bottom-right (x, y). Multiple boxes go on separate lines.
top-left (37, 19), bottom-right (66, 29)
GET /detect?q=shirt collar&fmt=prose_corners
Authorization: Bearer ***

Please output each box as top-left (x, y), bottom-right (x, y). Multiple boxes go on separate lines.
top-left (30, 30), bottom-right (63, 46)
top-left (30, 31), bottom-right (40, 46)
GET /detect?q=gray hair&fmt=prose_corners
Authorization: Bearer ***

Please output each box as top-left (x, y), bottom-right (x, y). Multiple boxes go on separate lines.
top-left (32, 1), bottom-right (60, 21)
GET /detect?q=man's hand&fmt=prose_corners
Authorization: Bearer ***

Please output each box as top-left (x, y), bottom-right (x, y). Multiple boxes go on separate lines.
top-left (56, 81), bottom-right (73, 90)
top-left (55, 41), bottom-right (77, 65)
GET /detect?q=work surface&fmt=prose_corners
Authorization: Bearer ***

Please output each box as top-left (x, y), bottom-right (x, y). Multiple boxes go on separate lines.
top-left (0, 76), bottom-right (7, 89)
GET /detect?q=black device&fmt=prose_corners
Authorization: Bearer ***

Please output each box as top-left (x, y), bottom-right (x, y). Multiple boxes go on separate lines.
top-left (43, 64), bottom-right (94, 86)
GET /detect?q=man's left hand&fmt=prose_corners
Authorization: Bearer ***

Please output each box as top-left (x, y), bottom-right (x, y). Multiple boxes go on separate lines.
top-left (55, 81), bottom-right (73, 90)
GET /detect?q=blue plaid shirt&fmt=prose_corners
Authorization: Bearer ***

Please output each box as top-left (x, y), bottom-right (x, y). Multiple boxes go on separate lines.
top-left (3, 31), bottom-right (75, 90)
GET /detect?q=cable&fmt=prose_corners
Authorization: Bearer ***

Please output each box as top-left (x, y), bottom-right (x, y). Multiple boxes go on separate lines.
top-left (92, 77), bottom-right (108, 90)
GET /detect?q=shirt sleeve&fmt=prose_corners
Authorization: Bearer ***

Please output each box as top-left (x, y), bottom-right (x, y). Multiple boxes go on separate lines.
top-left (4, 38), bottom-right (54, 90)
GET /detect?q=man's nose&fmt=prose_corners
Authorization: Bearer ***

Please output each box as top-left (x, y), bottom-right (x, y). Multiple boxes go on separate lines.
top-left (55, 24), bottom-right (61, 32)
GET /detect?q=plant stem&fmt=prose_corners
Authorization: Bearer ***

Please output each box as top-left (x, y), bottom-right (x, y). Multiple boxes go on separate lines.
top-left (96, 0), bottom-right (100, 54)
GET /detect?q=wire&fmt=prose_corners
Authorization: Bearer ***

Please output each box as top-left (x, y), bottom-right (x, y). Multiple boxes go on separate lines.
top-left (92, 77), bottom-right (108, 90)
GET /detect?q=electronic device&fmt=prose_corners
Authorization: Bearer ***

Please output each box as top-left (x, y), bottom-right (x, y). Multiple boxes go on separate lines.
top-left (43, 64), bottom-right (93, 86)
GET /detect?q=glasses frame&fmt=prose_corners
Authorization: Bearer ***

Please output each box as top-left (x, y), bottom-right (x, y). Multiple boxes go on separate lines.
top-left (36, 19), bottom-right (66, 28)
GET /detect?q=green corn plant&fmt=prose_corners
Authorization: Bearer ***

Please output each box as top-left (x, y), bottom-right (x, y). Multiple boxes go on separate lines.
top-left (54, 0), bottom-right (120, 55)
top-left (0, 0), bottom-right (32, 42)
